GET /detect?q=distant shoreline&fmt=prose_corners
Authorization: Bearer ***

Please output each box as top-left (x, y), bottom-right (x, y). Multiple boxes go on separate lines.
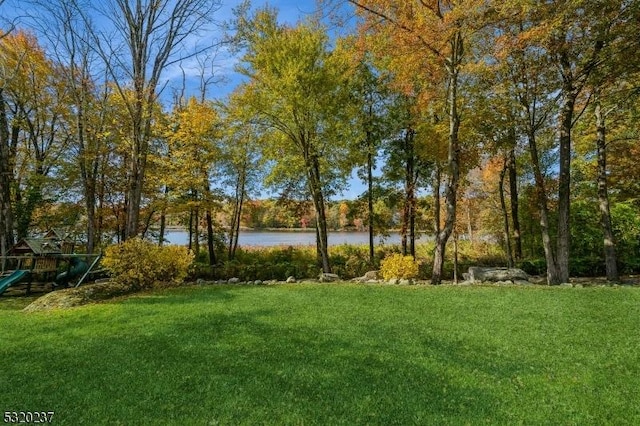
top-left (163, 227), bottom-right (402, 233)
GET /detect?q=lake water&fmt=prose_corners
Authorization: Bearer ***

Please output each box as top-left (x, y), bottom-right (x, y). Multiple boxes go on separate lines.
top-left (165, 230), bottom-right (406, 247)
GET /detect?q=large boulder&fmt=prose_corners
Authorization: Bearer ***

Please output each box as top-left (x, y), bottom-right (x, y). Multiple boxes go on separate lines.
top-left (351, 270), bottom-right (380, 283)
top-left (465, 267), bottom-right (530, 284)
top-left (319, 272), bottom-right (341, 283)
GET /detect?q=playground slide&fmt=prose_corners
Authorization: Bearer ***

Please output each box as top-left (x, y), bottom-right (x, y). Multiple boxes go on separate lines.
top-left (0, 270), bottom-right (30, 295)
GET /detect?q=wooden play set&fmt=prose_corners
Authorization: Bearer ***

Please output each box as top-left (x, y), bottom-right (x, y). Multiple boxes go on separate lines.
top-left (0, 230), bottom-right (101, 296)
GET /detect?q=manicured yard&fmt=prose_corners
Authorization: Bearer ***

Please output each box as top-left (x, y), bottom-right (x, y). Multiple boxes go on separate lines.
top-left (1, 283), bottom-right (639, 425)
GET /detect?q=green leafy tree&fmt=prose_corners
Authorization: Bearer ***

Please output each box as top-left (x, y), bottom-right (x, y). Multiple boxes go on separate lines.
top-left (218, 90), bottom-right (266, 260)
top-left (233, 8), bottom-right (356, 272)
top-left (348, 0), bottom-right (492, 283)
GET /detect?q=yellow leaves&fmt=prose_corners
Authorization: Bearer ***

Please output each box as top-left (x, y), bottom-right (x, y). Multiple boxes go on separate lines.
top-left (0, 29), bottom-right (53, 98)
top-left (161, 97), bottom-right (220, 192)
top-left (380, 253), bottom-right (419, 281)
top-left (102, 238), bottom-right (194, 290)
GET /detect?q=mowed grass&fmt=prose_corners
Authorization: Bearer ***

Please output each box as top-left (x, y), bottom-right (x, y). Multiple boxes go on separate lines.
top-left (1, 284), bottom-right (639, 425)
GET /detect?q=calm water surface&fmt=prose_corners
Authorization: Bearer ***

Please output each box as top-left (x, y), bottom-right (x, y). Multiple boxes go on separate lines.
top-left (165, 230), bottom-right (406, 247)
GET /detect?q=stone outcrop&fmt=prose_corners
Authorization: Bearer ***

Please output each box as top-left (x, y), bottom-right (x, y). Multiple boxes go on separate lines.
top-left (319, 272), bottom-right (341, 283)
top-left (23, 281), bottom-right (132, 312)
top-left (464, 267), bottom-right (530, 284)
top-left (351, 270), bottom-right (380, 283)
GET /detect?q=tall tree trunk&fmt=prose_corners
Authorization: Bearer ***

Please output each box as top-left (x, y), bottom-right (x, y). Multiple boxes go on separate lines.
top-left (125, 138), bottom-right (145, 239)
top-left (206, 208), bottom-right (216, 266)
top-left (432, 165), bottom-right (442, 236)
top-left (527, 128), bottom-right (560, 284)
top-left (194, 204), bottom-right (200, 256)
top-left (77, 104), bottom-right (100, 254)
top-left (367, 131), bottom-right (374, 264)
top-left (0, 88), bottom-right (15, 258)
top-left (499, 156), bottom-right (514, 268)
top-left (401, 129), bottom-right (416, 257)
top-left (466, 202), bottom-right (473, 244)
top-left (453, 229), bottom-right (459, 284)
top-left (84, 184), bottom-right (96, 253)
top-left (229, 168), bottom-right (246, 261)
top-left (432, 32), bottom-right (462, 284)
top-left (308, 154), bottom-right (331, 273)
top-left (556, 87), bottom-right (576, 284)
top-left (158, 186), bottom-right (169, 246)
top-left (508, 147), bottom-right (522, 260)
top-left (188, 207), bottom-right (194, 252)
top-left (159, 211), bottom-right (166, 247)
top-left (594, 97), bottom-right (619, 282)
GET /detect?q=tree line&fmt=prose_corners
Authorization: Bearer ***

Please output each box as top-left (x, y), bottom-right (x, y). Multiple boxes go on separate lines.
top-left (1, 0), bottom-right (639, 284)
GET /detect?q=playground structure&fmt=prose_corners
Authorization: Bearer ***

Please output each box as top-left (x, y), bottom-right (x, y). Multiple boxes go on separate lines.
top-left (0, 230), bottom-right (102, 296)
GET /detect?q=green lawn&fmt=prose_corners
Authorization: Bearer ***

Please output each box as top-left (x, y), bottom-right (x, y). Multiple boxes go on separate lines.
top-left (1, 283), bottom-right (639, 425)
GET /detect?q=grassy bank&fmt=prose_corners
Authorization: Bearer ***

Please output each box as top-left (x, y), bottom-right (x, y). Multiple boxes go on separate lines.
top-left (1, 284), bottom-right (639, 424)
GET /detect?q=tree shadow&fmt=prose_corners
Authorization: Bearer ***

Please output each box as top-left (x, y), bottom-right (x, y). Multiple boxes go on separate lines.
top-left (3, 298), bottom-right (548, 424)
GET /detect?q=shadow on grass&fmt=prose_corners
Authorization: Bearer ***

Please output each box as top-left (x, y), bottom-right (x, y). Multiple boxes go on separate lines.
top-left (2, 296), bottom-right (546, 425)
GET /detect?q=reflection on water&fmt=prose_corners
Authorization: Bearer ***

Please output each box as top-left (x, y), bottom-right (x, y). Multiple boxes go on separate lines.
top-left (165, 230), bottom-right (408, 247)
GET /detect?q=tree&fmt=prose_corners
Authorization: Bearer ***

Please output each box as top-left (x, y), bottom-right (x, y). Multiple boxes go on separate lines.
top-left (0, 59), bottom-right (14, 260)
top-left (381, 95), bottom-right (433, 258)
top-left (163, 96), bottom-right (220, 262)
top-left (219, 90), bottom-right (265, 260)
top-left (491, 5), bottom-right (563, 283)
top-left (26, 0), bottom-right (112, 254)
top-left (590, 4), bottom-right (639, 281)
top-left (347, 0), bottom-right (490, 283)
top-left (495, 0), bottom-right (630, 283)
top-left (85, 0), bottom-right (220, 239)
top-left (346, 56), bottom-right (393, 263)
top-left (0, 30), bottom-right (71, 240)
top-left (234, 8), bottom-right (356, 272)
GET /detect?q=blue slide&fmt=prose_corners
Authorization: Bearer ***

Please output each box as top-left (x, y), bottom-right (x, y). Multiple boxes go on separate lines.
top-left (0, 270), bottom-right (30, 295)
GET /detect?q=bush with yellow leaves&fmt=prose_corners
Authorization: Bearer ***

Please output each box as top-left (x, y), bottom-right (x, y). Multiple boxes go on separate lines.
top-left (379, 253), bottom-right (419, 281)
top-left (102, 238), bottom-right (194, 290)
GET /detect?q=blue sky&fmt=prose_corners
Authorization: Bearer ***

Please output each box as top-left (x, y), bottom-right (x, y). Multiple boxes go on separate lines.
top-left (1, 0), bottom-right (366, 199)
top-left (165, 0), bottom-right (352, 101)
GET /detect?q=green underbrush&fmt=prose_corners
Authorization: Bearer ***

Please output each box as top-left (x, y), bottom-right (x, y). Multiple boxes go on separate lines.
top-left (194, 240), bottom-right (509, 281)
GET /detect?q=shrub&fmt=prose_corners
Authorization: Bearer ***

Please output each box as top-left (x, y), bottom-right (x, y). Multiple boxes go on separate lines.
top-left (380, 253), bottom-right (419, 281)
top-left (102, 238), bottom-right (194, 290)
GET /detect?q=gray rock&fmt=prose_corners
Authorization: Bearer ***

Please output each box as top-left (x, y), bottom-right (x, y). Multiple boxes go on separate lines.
top-left (352, 270), bottom-right (379, 282)
top-left (228, 277), bottom-right (240, 284)
top-left (286, 276), bottom-right (296, 283)
top-left (319, 273), bottom-right (341, 282)
top-left (467, 267), bottom-right (529, 283)
top-left (363, 270), bottom-right (379, 280)
top-left (254, 280), bottom-right (263, 285)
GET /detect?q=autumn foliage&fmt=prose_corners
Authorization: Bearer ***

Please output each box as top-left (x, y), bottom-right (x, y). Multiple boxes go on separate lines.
top-left (102, 239), bottom-right (194, 290)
